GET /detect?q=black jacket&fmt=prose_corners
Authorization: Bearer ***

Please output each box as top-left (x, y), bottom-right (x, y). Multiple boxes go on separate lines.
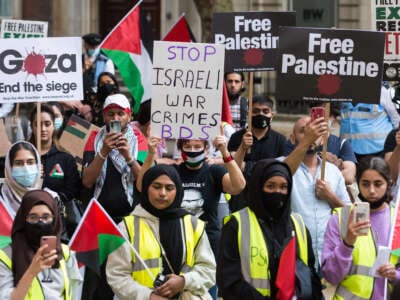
top-left (41, 144), bottom-right (81, 201)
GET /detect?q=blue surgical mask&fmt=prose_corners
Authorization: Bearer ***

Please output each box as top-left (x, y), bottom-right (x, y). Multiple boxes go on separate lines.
top-left (54, 117), bottom-right (63, 131)
top-left (12, 165), bottom-right (39, 187)
top-left (87, 47), bottom-right (100, 57)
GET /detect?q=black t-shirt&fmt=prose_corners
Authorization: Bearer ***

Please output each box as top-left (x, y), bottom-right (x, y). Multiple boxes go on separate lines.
top-left (174, 162), bottom-right (226, 254)
top-left (228, 128), bottom-right (286, 161)
top-left (384, 129), bottom-right (397, 154)
top-left (83, 151), bottom-right (132, 223)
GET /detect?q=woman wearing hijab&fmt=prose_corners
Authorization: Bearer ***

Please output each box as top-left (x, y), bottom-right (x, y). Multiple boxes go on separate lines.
top-left (0, 190), bottom-right (82, 299)
top-left (106, 164), bottom-right (215, 300)
top-left (1, 141), bottom-right (42, 217)
top-left (217, 159), bottom-right (322, 300)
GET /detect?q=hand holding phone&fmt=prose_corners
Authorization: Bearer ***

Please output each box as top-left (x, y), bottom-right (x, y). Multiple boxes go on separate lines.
top-left (353, 202), bottom-right (370, 234)
top-left (40, 236), bottom-right (57, 255)
top-left (110, 120), bottom-right (121, 133)
top-left (310, 107), bottom-right (325, 121)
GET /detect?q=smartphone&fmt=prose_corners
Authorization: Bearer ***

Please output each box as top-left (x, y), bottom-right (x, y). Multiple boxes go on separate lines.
top-left (110, 120), bottom-right (121, 133)
top-left (353, 202), bottom-right (370, 234)
top-left (310, 107), bottom-right (325, 121)
top-left (40, 235), bottom-right (57, 255)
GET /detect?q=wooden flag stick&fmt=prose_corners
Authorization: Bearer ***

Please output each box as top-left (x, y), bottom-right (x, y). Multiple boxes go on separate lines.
top-left (320, 102), bottom-right (330, 181)
top-left (36, 102), bottom-right (41, 155)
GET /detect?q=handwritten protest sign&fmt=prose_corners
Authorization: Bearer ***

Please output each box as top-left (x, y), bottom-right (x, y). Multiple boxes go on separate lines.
top-left (212, 11), bottom-right (295, 72)
top-left (1, 19), bottom-right (48, 38)
top-left (0, 37), bottom-right (83, 103)
top-left (276, 27), bottom-right (385, 104)
top-left (371, 1), bottom-right (400, 81)
top-left (151, 41), bottom-right (225, 140)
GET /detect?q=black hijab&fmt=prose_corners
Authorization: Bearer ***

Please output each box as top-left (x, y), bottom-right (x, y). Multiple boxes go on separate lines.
top-left (11, 190), bottom-right (62, 285)
top-left (140, 164), bottom-right (189, 275)
top-left (247, 159), bottom-right (293, 242)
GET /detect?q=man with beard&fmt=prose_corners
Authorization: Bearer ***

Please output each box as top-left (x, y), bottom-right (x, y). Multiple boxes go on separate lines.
top-left (227, 95), bottom-right (286, 212)
top-left (282, 116), bottom-right (351, 270)
top-left (225, 72), bottom-right (248, 131)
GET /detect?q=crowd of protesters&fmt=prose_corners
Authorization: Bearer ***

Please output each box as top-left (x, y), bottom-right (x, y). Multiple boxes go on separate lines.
top-left (0, 32), bottom-right (400, 300)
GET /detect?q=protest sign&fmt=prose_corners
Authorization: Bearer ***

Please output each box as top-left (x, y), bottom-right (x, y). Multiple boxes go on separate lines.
top-left (276, 27), bottom-right (385, 104)
top-left (59, 114), bottom-right (99, 172)
top-left (212, 11), bottom-right (295, 72)
top-left (1, 19), bottom-right (48, 38)
top-left (0, 37), bottom-right (83, 103)
top-left (371, 1), bottom-right (400, 81)
top-left (151, 41), bottom-right (225, 140)
top-left (0, 119), bottom-right (11, 156)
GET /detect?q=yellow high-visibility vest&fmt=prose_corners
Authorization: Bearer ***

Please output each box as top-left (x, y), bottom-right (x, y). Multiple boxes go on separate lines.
top-left (224, 207), bottom-right (308, 297)
top-left (124, 214), bottom-right (204, 288)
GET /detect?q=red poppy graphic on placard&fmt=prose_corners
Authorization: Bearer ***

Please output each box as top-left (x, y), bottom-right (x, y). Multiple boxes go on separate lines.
top-left (317, 74), bottom-right (341, 95)
top-left (243, 48), bottom-right (263, 66)
top-left (23, 50), bottom-right (46, 78)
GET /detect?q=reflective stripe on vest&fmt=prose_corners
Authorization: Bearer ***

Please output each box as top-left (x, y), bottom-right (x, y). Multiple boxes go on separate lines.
top-left (334, 205), bottom-right (396, 300)
top-left (224, 207), bottom-right (309, 297)
top-left (0, 244), bottom-right (71, 300)
top-left (124, 214), bottom-right (204, 288)
top-left (340, 103), bottom-right (393, 154)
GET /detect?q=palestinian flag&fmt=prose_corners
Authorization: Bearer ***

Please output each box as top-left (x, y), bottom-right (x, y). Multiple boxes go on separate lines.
top-left (100, 0), bottom-right (153, 114)
top-left (276, 234), bottom-right (296, 300)
top-left (390, 191), bottom-right (400, 256)
top-left (132, 124), bottom-right (148, 164)
top-left (0, 201), bottom-right (13, 248)
top-left (162, 14), bottom-right (232, 125)
top-left (49, 163), bottom-right (64, 179)
top-left (69, 198), bottom-right (126, 273)
top-left (162, 14), bottom-right (196, 42)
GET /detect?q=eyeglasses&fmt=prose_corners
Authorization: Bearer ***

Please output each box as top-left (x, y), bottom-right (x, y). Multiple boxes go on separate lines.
top-left (26, 213), bottom-right (54, 224)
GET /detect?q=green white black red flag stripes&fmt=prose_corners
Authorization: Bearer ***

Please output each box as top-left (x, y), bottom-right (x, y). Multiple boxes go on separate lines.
top-left (68, 198), bottom-right (126, 274)
top-left (100, 0), bottom-right (152, 114)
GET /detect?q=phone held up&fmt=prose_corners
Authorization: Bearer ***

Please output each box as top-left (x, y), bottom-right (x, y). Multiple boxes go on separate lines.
top-left (353, 202), bottom-right (370, 234)
top-left (310, 106), bottom-right (325, 122)
top-left (110, 120), bottom-right (122, 133)
top-left (40, 235), bottom-right (57, 255)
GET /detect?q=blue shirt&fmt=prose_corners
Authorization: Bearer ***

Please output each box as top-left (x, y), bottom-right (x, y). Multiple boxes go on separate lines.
top-left (279, 156), bottom-right (351, 268)
top-left (284, 135), bottom-right (357, 164)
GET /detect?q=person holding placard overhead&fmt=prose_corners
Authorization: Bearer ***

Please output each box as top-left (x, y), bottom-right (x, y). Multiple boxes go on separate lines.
top-left (322, 156), bottom-right (400, 299)
top-left (227, 95), bottom-right (286, 212)
top-left (281, 116), bottom-right (351, 271)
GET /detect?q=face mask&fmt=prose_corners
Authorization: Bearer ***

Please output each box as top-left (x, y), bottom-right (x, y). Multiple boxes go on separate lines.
top-left (12, 165), bottom-right (39, 187)
top-left (181, 150), bottom-right (205, 167)
top-left (87, 47), bottom-right (100, 57)
top-left (261, 192), bottom-right (287, 217)
top-left (358, 192), bottom-right (387, 209)
top-left (252, 115), bottom-right (270, 129)
top-left (97, 83), bottom-right (118, 102)
top-left (54, 117), bottom-right (63, 131)
top-left (25, 221), bottom-right (54, 248)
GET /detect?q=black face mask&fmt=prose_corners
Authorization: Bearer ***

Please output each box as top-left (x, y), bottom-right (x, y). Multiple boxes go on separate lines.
top-left (252, 115), bottom-right (270, 129)
top-left (358, 193), bottom-right (388, 210)
top-left (97, 83), bottom-right (118, 103)
top-left (261, 192), bottom-right (287, 217)
top-left (25, 221), bottom-right (54, 248)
